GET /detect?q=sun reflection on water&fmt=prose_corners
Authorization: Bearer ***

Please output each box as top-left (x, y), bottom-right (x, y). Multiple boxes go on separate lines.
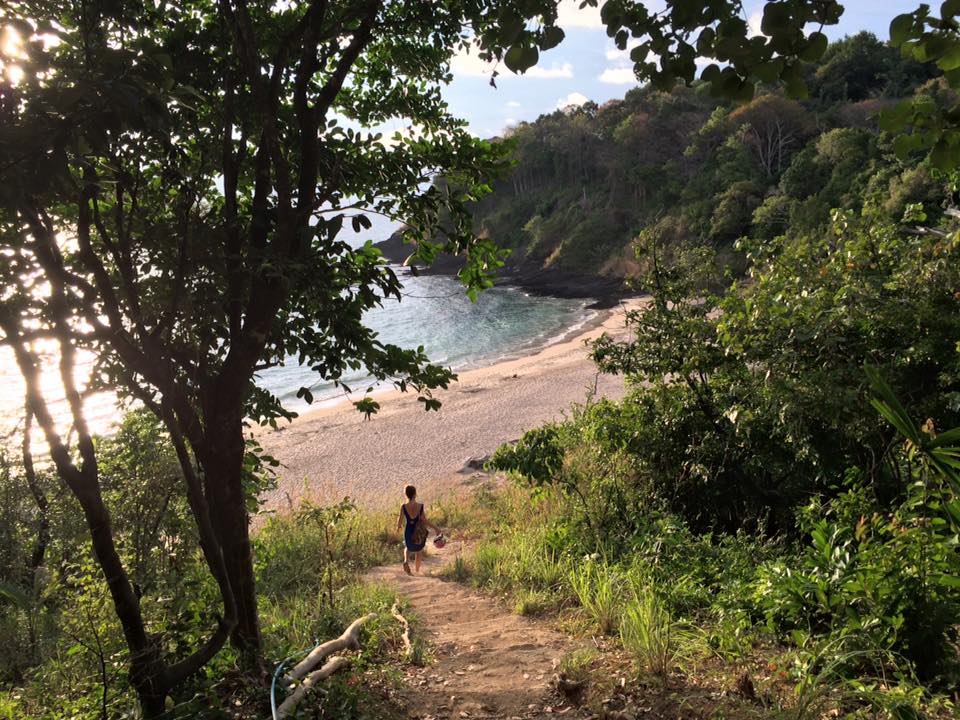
top-left (0, 344), bottom-right (120, 449)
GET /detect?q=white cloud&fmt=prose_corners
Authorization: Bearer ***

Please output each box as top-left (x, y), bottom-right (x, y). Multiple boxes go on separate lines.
top-left (598, 66), bottom-right (637, 85)
top-left (505, 117), bottom-right (517, 125)
top-left (526, 61), bottom-right (574, 79)
top-left (506, 100), bottom-right (522, 108)
top-left (450, 44), bottom-right (496, 77)
top-left (557, 0), bottom-right (603, 28)
top-left (556, 91), bottom-right (589, 110)
top-left (747, 9), bottom-right (764, 37)
top-left (696, 56), bottom-right (719, 71)
top-left (450, 45), bottom-right (571, 79)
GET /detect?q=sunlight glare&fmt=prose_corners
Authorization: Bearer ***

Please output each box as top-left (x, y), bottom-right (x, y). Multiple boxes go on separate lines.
top-left (1, 25), bottom-right (23, 58)
top-left (5, 64), bottom-right (25, 85)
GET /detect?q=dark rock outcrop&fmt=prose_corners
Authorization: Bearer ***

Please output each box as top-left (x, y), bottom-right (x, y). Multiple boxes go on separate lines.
top-left (375, 231), bottom-right (631, 309)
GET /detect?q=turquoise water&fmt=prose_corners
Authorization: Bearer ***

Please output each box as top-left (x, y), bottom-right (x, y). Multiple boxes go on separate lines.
top-left (256, 270), bottom-right (596, 414)
top-left (0, 270), bottom-right (595, 436)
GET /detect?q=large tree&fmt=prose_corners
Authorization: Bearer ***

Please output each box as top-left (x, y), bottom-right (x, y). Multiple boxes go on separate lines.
top-left (0, 0), bottom-right (859, 712)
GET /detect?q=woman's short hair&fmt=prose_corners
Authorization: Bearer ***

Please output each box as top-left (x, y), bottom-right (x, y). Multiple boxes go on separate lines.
top-left (404, 484), bottom-right (417, 500)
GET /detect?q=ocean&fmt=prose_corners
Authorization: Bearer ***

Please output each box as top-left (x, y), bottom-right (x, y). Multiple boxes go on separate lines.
top-left (0, 269), bottom-right (596, 438)
top-left (257, 270), bottom-right (597, 414)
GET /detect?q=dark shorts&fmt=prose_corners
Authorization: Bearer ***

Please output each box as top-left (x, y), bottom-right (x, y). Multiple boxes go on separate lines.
top-left (404, 531), bottom-right (426, 552)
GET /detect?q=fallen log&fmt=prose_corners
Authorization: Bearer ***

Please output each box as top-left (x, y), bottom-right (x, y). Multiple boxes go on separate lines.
top-left (275, 656), bottom-right (350, 720)
top-left (391, 599), bottom-right (412, 655)
top-left (285, 613), bottom-right (375, 683)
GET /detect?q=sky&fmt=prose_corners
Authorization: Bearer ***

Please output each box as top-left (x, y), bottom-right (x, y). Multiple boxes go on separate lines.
top-left (432, 0), bottom-right (922, 139)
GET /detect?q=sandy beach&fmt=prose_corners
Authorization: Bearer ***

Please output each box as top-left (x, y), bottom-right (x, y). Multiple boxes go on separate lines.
top-left (258, 299), bottom-right (642, 513)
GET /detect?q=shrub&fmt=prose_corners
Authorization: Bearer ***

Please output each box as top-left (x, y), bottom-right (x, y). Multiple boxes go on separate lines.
top-left (756, 473), bottom-right (960, 683)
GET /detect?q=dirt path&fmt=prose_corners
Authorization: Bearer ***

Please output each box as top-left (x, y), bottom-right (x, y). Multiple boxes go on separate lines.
top-left (365, 544), bottom-right (589, 720)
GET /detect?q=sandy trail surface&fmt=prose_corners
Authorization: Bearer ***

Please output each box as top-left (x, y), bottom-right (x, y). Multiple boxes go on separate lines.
top-left (366, 543), bottom-right (590, 720)
top-left (259, 300), bottom-right (641, 513)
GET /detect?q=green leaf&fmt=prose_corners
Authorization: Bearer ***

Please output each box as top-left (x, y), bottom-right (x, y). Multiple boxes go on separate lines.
top-left (753, 59), bottom-right (784, 83)
top-left (629, 44), bottom-right (649, 63)
top-left (783, 76), bottom-right (808, 100)
top-left (890, 13), bottom-right (914, 47)
top-left (929, 427), bottom-right (960, 448)
top-left (865, 364), bottom-right (922, 444)
top-left (936, 39), bottom-right (960, 71)
top-left (800, 32), bottom-right (828, 62)
top-left (504, 44), bottom-right (538, 73)
top-left (935, 573), bottom-right (960, 588)
top-left (504, 44), bottom-right (526, 73)
top-left (879, 101), bottom-right (913, 132)
top-left (735, 81), bottom-right (757, 103)
top-left (761, 3), bottom-right (793, 38)
top-left (930, 136), bottom-right (960, 170)
top-left (893, 133), bottom-right (920, 158)
top-left (944, 0), bottom-right (960, 19)
top-left (353, 397), bottom-right (380, 419)
top-left (521, 45), bottom-right (540, 71)
top-left (540, 26), bottom-right (565, 51)
top-left (0, 581), bottom-right (30, 610)
top-left (700, 62), bottom-right (721, 83)
top-left (696, 27), bottom-right (715, 55)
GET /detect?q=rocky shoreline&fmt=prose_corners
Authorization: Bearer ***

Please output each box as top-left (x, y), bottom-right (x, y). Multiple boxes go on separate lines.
top-left (374, 233), bottom-right (632, 310)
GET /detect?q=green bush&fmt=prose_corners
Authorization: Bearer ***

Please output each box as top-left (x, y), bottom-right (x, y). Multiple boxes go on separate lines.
top-left (756, 473), bottom-right (960, 683)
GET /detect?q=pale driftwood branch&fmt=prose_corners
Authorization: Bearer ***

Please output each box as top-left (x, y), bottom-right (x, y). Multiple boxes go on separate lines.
top-left (285, 613), bottom-right (375, 683)
top-left (275, 656), bottom-right (349, 720)
top-left (391, 600), bottom-right (411, 655)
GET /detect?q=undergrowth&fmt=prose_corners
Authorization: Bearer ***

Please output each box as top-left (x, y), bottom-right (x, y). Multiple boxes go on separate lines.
top-left (1, 499), bottom-right (410, 720)
top-left (437, 480), bottom-right (959, 719)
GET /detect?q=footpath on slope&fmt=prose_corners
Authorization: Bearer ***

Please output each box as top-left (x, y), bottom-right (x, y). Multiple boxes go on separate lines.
top-left (365, 543), bottom-right (591, 720)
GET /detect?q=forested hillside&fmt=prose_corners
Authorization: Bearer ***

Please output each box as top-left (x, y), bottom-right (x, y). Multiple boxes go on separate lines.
top-left (476, 30), bottom-right (960, 720)
top-left (473, 32), bottom-right (942, 275)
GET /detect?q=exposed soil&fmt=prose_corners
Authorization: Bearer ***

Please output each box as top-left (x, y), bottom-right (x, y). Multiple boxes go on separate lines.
top-left (364, 542), bottom-right (780, 720)
top-left (365, 543), bottom-right (591, 720)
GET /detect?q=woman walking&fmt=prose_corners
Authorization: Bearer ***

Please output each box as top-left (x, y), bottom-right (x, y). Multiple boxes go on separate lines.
top-left (397, 484), bottom-right (441, 575)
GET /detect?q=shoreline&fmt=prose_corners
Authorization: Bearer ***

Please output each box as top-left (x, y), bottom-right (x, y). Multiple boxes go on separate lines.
top-left (374, 234), bottom-right (632, 309)
top-left (257, 297), bottom-right (644, 514)
top-left (287, 294), bottom-right (616, 417)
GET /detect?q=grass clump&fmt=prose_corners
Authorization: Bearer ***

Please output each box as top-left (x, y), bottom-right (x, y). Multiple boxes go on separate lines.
top-left (438, 548), bottom-right (472, 584)
top-left (514, 588), bottom-right (556, 616)
top-left (567, 559), bottom-right (622, 635)
top-left (558, 648), bottom-right (598, 682)
top-left (619, 585), bottom-right (684, 678)
top-left (407, 636), bottom-right (429, 668)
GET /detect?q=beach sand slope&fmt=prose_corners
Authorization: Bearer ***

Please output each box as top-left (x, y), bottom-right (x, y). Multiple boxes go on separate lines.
top-left (259, 300), bottom-right (641, 513)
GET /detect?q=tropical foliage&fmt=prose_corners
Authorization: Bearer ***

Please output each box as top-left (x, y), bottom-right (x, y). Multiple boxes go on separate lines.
top-left (473, 32), bottom-right (941, 275)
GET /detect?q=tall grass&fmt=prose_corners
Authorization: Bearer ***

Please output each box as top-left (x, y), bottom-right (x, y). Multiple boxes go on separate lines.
top-left (254, 502), bottom-right (403, 660)
top-left (567, 560), bottom-right (622, 635)
top-left (619, 586), bottom-right (677, 677)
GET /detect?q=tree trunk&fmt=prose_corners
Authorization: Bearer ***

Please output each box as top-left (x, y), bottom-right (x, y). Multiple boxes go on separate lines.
top-left (201, 415), bottom-right (262, 660)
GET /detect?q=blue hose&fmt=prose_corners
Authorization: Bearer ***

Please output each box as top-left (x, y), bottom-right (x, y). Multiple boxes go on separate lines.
top-left (270, 643), bottom-right (317, 720)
